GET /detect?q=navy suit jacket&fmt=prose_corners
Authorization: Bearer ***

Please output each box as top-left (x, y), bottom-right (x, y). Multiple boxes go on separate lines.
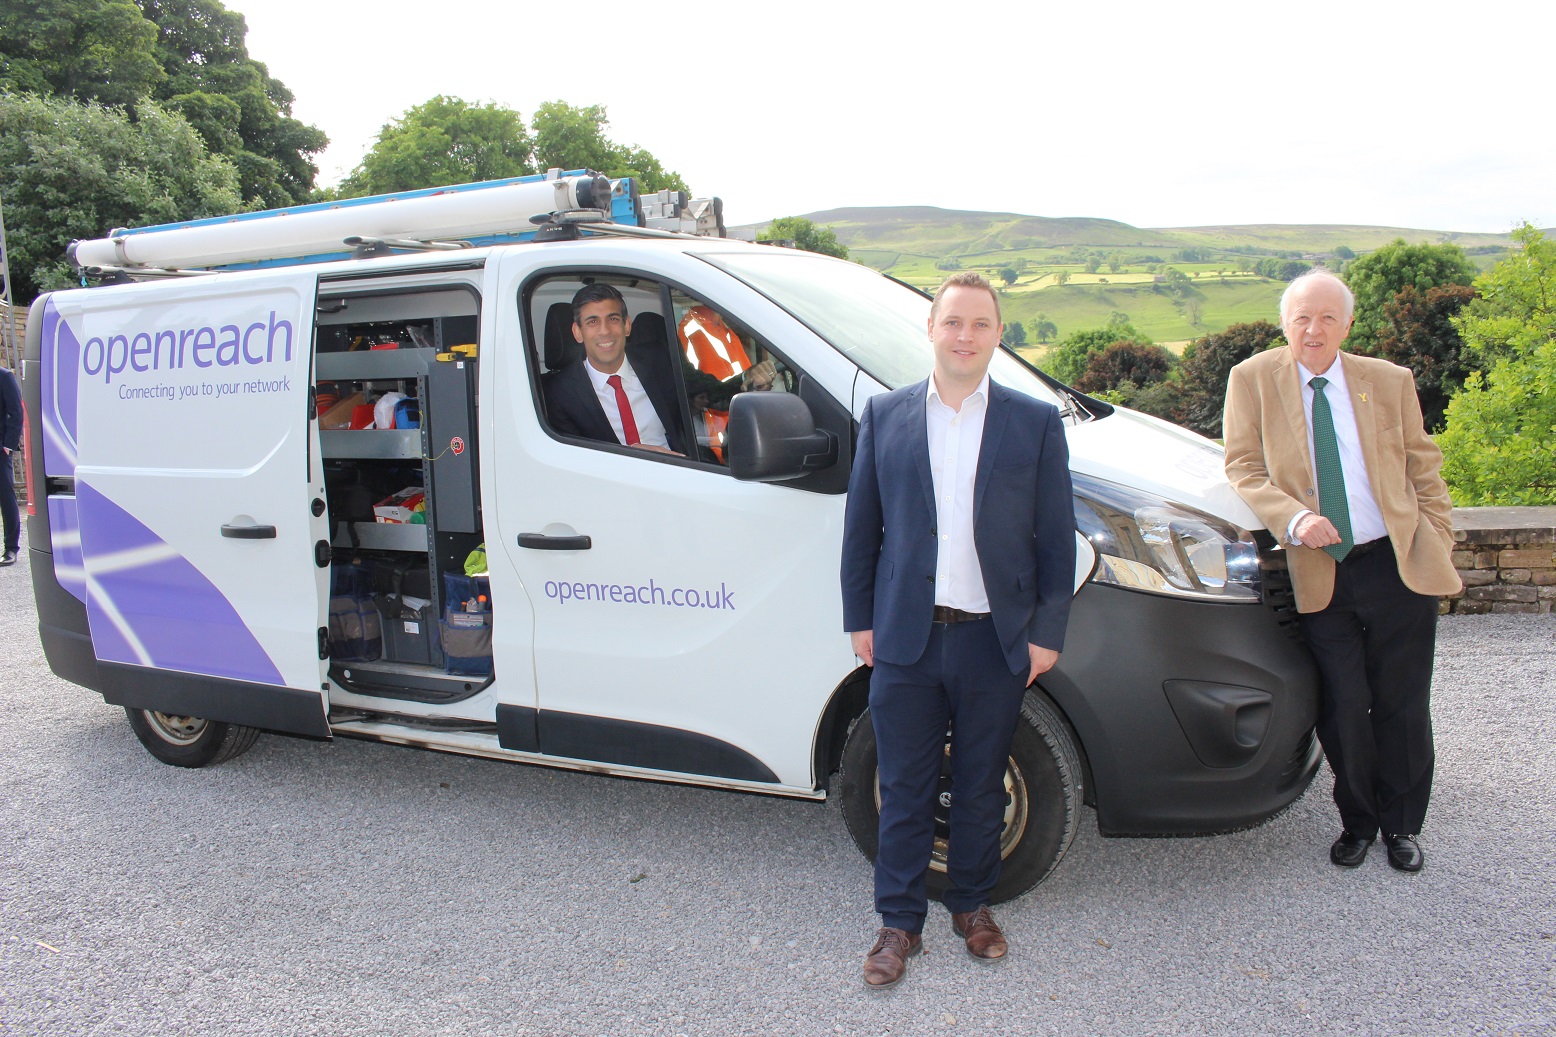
top-left (0, 368), bottom-right (20, 453)
top-left (841, 378), bottom-right (1076, 676)
top-left (543, 347), bottom-right (687, 454)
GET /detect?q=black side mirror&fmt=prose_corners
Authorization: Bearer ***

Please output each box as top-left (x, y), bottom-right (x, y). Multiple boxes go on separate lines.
top-left (725, 391), bottom-right (838, 482)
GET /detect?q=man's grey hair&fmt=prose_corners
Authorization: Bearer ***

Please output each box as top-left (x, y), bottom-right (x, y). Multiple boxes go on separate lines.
top-left (1279, 268), bottom-right (1355, 324)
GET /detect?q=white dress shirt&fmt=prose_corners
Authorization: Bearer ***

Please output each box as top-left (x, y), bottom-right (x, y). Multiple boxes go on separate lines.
top-left (1287, 358), bottom-right (1388, 546)
top-left (926, 372), bottom-right (990, 612)
top-left (584, 357), bottom-right (670, 449)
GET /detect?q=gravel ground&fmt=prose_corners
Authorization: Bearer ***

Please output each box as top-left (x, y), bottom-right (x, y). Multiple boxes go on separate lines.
top-left (2, 544), bottom-right (1553, 1037)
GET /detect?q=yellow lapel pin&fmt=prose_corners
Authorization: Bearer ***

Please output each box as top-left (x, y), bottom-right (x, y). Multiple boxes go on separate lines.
top-left (1358, 393), bottom-right (1367, 402)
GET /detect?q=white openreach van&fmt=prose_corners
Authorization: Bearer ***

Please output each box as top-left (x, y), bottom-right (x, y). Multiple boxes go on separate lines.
top-left (25, 171), bottom-right (1320, 902)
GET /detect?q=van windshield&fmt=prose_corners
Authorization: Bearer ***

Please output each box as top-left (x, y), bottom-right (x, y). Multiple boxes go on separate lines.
top-left (697, 250), bottom-right (1064, 405)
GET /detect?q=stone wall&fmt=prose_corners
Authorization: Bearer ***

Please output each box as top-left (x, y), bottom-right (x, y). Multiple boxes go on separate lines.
top-left (1446, 507), bottom-right (1556, 615)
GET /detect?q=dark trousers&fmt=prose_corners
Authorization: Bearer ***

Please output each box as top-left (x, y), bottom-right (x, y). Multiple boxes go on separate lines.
top-left (1298, 541), bottom-right (1438, 839)
top-left (869, 616), bottom-right (1027, 932)
top-left (0, 459), bottom-right (18, 554)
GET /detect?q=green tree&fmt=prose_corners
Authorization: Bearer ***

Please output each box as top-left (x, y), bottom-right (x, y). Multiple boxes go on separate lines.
top-left (1044, 323), bottom-right (1151, 385)
top-left (1344, 239), bottom-right (1477, 354)
top-left (1374, 283), bottom-right (1477, 431)
top-left (758, 216), bottom-right (848, 260)
top-left (1439, 225), bottom-right (1556, 504)
top-left (1118, 379), bottom-right (1185, 421)
top-left (1452, 223), bottom-right (1556, 367)
top-left (0, 0), bottom-right (326, 207)
top-left (1073, 340), bottom-right (1175, 395)
top-left (0, 92), bottom-right (242, 301)
top-left (1052, 270), bottom-right (1070, 286)
top-left (997, 266), bottom-right (1018, 286)
top-left (1029, 314), bottom-right (1057, 343)
top-left (340, 95), bottom-right (534, 197)
top-left (1173, 320), bottom-right (1284, 438)
top-left (1333, 244), bottom-right (1356, 260)
top-left (1439, 342), bottom-right (1556, 505)
top-left (0, 0), bottom-right (162, 105)
top-left (137, 0), bottom-right (328, 206)
top-left (1085, 255), bottom-right (1102, 275)
top-left (1004, 320), bottom-right (1027, 345)
top-left (530, 100), bottom-right (688, 193)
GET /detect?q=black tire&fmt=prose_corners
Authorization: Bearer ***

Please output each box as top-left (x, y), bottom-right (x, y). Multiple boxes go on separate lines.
top-left (838, 689), bottom-right (1083, 904)
top-left (124, 708), bottom-right (262, 768)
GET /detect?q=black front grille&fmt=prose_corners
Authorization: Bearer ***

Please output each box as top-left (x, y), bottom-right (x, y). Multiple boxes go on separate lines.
top-left (1254, 530), bottom-right (1304, 640)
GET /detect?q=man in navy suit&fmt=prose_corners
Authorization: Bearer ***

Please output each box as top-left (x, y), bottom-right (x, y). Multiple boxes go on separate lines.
top-left (0, 365), bottom-right (21, 566)
top-left (542, 284), bottom-right (686, 454)
top-left (841, 272), bottom-right (1075, 988)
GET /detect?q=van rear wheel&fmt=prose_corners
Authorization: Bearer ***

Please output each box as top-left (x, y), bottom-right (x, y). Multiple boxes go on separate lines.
top-left (124, 708), bottom-right (261, 768)
top-left (838, 689), bottom-right (1083, 904)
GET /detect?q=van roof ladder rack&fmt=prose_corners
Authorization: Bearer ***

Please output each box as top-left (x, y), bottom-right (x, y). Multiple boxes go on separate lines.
top-left (67, 170), bottom-right (630, 275)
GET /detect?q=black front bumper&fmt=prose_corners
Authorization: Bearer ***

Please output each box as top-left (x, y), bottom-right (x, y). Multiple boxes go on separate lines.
top-left (1042, 576), bottom-right (1320, 836)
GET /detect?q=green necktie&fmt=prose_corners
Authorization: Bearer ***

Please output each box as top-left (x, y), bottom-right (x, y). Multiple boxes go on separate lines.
top-left (1308, 376), bottom-right (1353, 562)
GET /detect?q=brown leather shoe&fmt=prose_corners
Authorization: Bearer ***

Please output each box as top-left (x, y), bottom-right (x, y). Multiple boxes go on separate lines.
top-left (951, 906), bottom-right (1008, 961)
top-left (863, 927), bottom-right (922, 988)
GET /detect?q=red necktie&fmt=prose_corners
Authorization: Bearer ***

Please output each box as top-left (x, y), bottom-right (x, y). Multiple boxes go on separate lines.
top-left (606, 374), bottom-right (640, 446)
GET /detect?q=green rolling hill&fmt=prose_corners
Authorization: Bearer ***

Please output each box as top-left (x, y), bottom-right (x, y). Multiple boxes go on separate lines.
top-left (742, 207), bottom-right (1525, 348)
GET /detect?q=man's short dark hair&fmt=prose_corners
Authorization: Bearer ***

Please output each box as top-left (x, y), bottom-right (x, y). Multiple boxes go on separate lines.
top-left (572, 282), bottom-right (627, 324)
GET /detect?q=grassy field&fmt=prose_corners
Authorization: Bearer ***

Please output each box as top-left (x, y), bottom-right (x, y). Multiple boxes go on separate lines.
top-left (762, 207), bottom-right (1527, 347)
top-left (1000, 278), bottom-right (1287, 346)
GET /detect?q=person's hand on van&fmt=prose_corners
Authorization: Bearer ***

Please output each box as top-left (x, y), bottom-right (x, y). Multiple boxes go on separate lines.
top-left (1291, 511), bottom-right (1343, 550)
top-left (743, 358), bottom-right (780, 392)
top-left (1028, 644), bottom-right (1058, 686)
top-left (850, 629), bottom-right (874, 667)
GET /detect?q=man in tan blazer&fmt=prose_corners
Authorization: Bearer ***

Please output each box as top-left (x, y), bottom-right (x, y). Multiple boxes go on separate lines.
top-left (1223, 269), bottom-right (1460, 873)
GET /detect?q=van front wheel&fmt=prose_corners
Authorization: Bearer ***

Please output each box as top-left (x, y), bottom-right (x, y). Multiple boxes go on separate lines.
top-left (125, 708), bottom-right (261, 768)
top-left (838, 689), bottom-right (1083, 904)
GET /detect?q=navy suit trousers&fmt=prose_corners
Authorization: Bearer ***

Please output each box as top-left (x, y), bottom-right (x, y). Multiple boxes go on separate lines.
top-left (0, 460), bottom-right (17, 555)
top-left (870, 616), bottom-right (1027, 932)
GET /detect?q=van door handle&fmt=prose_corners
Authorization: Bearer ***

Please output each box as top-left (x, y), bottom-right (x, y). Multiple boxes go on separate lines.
top-left (221, 523), bottom-right (278, 539)
top-left (518, 532), bottom-right (592, 551)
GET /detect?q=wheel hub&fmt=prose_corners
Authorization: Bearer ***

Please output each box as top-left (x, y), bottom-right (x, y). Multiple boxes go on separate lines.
top-left (144, 711), bottom-right (209, 746)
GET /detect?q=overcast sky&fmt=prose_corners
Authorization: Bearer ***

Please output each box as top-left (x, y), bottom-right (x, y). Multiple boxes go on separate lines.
top-left (234, 0), bottom-right (1550, 233)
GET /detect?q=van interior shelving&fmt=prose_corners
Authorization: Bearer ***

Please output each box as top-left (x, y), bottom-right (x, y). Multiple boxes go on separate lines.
top-left (315, 285), bottom-right (489, 703)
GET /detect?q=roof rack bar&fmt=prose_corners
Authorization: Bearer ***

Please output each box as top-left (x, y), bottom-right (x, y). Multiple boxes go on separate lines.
top-left (68, 171), bottom-right (621, 273)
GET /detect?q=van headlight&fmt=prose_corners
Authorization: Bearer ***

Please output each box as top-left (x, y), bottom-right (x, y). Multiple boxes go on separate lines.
top-left (1072, 474), bottom-right (1261, 602)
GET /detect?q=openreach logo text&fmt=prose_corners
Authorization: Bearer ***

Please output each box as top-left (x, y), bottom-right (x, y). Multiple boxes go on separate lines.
top-left (81, 310), bottom-right (296, 384)
top-left (544, 578), bottom-right (735, 611)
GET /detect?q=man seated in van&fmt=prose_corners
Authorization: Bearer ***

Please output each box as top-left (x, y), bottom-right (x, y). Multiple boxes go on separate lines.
top-left (544, 284), bottom-right (686, 455)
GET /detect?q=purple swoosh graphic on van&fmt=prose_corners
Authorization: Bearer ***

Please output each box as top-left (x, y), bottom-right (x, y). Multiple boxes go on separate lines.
top-left (39, 298), bottom-right (79, 478)
top-left (76, 481), bottom-right (283, 685)
top-left (47, 497), bottom-right (87, 603)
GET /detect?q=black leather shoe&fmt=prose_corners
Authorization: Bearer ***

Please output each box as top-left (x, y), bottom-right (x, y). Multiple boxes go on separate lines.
top-left (0, 549), bottom-right (16, 567)
top-left (1330, 830), bottom-right (1374, 867)
top-left (1384, 834), bottom-right (1423, 872)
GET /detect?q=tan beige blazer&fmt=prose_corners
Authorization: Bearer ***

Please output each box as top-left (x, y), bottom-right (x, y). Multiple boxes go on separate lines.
top-left (1223, 348), bottom-right (1460, 613)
